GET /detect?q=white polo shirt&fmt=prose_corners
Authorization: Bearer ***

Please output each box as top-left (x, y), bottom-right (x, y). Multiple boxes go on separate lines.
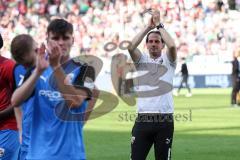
top-left (135, 52), bottom-right (176, 114)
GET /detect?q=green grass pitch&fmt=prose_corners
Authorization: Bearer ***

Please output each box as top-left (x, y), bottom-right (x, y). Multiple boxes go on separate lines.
top-left (84, 88), bottom-right (240, 160)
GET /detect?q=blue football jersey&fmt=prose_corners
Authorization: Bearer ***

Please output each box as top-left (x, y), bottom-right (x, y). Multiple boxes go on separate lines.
top-left (0, 130), bottom-right (19, 160)
top-left (13, 64), bottom-right (34, 153)
top-left (26, 59), bottom-right (89, 160)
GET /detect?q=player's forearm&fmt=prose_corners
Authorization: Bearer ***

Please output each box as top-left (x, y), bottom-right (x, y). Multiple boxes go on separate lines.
top-left (128, 26), bottom-right (151, 51)
top-left (158, 28), bottom-right (177, 61)
top-left (84, 88), bottom-right (99, 124)
top-left (11, 69), bottom-right (40, 107)
top-left (53, 66), bottom-right (87, 108)
top-left (158, 28), bottom-right (176, 49)
top-left (0, 106), bottom-right (14, 120)
top-left (14, 107), bottom-right (22, 142)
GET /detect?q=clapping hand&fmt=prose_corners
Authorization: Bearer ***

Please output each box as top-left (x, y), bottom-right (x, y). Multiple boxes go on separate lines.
top-left (36, 43), bottom-right (49, 74)
top-left (147, 9), bottom-right (160, 29)
top-left (47, 40), bottom-right (61, 69)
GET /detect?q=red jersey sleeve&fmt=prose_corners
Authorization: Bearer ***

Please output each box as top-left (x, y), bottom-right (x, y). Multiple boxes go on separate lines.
top-left (0, 56), bottom-right (17, 130)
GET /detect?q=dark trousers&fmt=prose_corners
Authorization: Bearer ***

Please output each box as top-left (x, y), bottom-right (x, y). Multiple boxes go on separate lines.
top-left (231, 78), bottom-right (240, 104)
top-left (131, 114), bottom-right (174, 160)
top-left (178, 75), bottom-right (191, 93)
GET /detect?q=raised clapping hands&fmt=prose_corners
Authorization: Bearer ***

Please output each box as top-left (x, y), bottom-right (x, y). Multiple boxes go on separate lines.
top-left (47, 40), bottom-right (62, 69)
top-left (36, 43), bottom-right (49, 74)
top-left (147, 9), bottom-right (160, 29)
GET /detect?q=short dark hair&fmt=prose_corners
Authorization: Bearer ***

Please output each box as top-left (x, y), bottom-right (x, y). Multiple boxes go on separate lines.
top-left (47, 19), bottom-right (73, 36)
top-left (146, 31), bottom-right (164, 43)
top-left (11, 34), bottom-right (34, 63)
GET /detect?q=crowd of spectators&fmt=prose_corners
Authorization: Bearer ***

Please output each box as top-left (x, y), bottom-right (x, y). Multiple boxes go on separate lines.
top-left (0, 0), bottom-right (240, 60)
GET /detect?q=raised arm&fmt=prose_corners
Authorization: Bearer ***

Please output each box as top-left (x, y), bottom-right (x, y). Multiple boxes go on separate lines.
top-left (47, 40), bottom-right (88, 108)
top-left (158, 27), bottom-right (177, 62)
top-left (11, 44), bottom-right (48, 107)
top-left (151, 9), bottom-right (177, 62)
top-left (11, 69), bottom-right (41, 107)
top-left (128, 17), bottom-right (155, 62)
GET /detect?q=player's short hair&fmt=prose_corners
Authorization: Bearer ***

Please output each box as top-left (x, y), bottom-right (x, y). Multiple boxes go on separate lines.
top-left (11, 34), bottom-right (34, 63)
top-left (47, 19), bottom-right (73, 36)
top-left (0, 33), bottom-right (3, 49)
top-left (146, 31), bottom-right (164, 44)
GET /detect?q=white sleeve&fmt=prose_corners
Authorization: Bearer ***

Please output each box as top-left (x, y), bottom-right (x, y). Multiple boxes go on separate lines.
top-left (135, 54), bottom-right (147, 66)
top-left (163, 52), bottom-right (177, 69)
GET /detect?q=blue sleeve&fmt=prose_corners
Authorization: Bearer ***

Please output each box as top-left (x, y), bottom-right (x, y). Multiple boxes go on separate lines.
top-left (13, 64), bottom-right (26, 90)
top-left (13, 65), bottom-right (35, 99)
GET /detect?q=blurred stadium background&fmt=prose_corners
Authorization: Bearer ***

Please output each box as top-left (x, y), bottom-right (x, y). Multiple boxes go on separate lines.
top-left (1, 0), bottom-right (240, 159)
top-left (1, 0), bottom-right (240, 90)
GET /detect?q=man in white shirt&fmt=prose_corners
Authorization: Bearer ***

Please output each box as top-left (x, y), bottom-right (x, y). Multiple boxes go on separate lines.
top-left (128, 9), bottom-right (177, 160)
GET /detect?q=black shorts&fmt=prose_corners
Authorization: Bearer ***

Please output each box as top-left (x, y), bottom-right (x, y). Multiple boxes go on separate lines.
top-left (131, 113), bottom-right (174, 160)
